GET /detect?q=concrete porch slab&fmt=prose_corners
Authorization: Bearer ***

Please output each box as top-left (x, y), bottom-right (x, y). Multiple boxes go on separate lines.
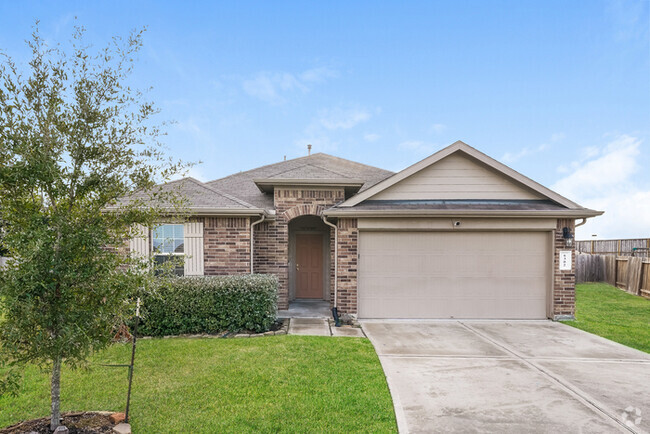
top-left (278, 300), bottom-right (331, 318)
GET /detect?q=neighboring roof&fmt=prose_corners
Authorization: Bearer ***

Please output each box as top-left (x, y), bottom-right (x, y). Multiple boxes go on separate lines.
top-left (334, 141), bottom-right (602, 218)
top-left (113, 177), bottom-right (264, 215)
top-left (207, 153), bottom-right (394, 209)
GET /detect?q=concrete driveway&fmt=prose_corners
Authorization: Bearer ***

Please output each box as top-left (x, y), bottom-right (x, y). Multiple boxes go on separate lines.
top-left (362, 321), bottom-right (650, 433)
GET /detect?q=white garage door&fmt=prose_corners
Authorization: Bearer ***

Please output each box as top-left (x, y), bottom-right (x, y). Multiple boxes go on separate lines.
top-left (358, 231), bottom-right (550, 319)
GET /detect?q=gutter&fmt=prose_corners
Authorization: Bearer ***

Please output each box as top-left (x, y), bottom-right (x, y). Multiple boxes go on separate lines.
top-left (250, 213), bottom-right (266, 274)
top-left (322, 209), bottom-right (604, 218)
top-left (575, 218), bottom-right (588, 228)
top-left (104, 206), bottom-right (268, 217)
top-left (322, 215), bottom-right (338, 310)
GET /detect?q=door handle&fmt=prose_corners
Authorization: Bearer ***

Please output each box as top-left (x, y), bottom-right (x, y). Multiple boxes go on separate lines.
top-left (296, 263), bottom-right (300, 271)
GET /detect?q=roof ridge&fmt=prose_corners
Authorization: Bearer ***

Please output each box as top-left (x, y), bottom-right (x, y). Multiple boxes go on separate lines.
top-left (206, 152), bottom-right (392, 185)
top-left (304, 162), bottom-right (355, 178)
top-left (206, 153), bottom-right (318, 184)
top-left (313, 153), bottom-right (394, 174)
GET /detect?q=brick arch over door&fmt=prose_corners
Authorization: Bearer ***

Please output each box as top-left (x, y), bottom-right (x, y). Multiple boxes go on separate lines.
top-left (283, 204), bottom-right (325, 222)
top-left (255, 187), bottom-right (345, 310)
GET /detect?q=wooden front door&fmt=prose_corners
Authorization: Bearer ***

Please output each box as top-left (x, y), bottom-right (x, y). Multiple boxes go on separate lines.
top-left (295, 234), bottom-right (324, 299)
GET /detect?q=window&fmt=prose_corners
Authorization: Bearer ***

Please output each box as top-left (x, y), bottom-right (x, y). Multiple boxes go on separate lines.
top-left (152, 224), bottom-right (184, 276)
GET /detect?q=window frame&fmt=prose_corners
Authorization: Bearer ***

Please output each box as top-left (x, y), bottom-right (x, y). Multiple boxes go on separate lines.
top-left (151, 223), bottom-right (185, 276)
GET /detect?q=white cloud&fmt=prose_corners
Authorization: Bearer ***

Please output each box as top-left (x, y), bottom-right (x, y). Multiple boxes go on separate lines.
top-left (364, 133), bottom-right (381, 142)
top-left (398, 140), bottom-right (437, 154)
top-left (169, 166), bottom-right (209, 182)
top-left (242, 72), bottom-right (305, 104)
top-left (501, 133), bottom-right (564, 163)
top-left (550, 132), bottom-right (566, 142)
top-left (430, 123), bottom-right (446, 134)
top-left (299, 67), bottom-right (339, 83)
top-left (551, 135), bottom-right (650, 239)
top-left (242, 67), bottom-right (337, 104)
top-left (318, 107), bottom-right (371, 130)
top-left (502, 144), bottom-right (548, 164)
top-left (501, 133), bottom-right (566, 163)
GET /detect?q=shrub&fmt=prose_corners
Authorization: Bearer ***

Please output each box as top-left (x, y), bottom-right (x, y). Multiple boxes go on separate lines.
top-left (137, 274), bottom-right (278, 336)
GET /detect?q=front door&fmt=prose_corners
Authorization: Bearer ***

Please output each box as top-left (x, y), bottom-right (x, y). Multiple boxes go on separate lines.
top-left (295, 234), bottom-right (323, 299)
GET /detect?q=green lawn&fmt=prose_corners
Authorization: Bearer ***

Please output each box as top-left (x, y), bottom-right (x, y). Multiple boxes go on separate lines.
top-left (564, 282), bottom-right (650, 353)
top-left (0, 336), bottom-right (397, 433)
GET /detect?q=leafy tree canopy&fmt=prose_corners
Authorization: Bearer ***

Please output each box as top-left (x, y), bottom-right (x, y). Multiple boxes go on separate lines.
top-left (0, 22), bottom-right (189, 429)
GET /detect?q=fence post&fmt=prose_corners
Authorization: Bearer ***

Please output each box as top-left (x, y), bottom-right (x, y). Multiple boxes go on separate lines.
top-left (618, 240), bottom-right (621, 255)
top-left (591, 240), bottom-right (594, 254)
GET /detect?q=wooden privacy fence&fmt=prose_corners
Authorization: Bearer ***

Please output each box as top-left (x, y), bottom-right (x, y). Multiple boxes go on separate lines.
top-left (577, 253), bottom-right (650, 299)
top-left (577, 238), bottom-right (650, 256)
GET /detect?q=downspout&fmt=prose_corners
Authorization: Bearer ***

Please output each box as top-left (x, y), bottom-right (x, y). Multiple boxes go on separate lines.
top-left (575, 218), bottom-right (587, 228)
top-left (322, 215), bottom-right (340, 327)
top-left (250, 213), bottom-right (265, 274)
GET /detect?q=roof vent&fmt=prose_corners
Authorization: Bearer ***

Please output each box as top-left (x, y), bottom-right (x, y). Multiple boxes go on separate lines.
top-left (307, 144), bottom-right (312, 156)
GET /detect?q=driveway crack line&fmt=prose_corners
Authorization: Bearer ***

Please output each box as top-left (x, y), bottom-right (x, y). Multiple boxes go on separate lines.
top-left (458, 321), bottom-right (637, 434)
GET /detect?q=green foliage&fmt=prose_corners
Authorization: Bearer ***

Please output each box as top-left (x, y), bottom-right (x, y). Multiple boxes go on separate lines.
top-left (138, 275), bottom-right (279, 336)
top-left (564, 283), bottom-right (650, 353)
top-left (0, 22), bottom-right (189, 427)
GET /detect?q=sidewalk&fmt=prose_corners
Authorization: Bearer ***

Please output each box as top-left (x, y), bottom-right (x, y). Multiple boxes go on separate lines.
top-left (287, 318), bottom-right (365, 337)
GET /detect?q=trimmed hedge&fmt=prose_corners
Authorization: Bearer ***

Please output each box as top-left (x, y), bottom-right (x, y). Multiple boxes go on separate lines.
top-left (138, 274), bottom-right (278, 336)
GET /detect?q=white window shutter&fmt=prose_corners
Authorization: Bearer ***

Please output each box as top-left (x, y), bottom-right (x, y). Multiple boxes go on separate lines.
top-left (184, 221), bottom-right (204, 276)
top-left (129, 224), bottom-right (150, 259)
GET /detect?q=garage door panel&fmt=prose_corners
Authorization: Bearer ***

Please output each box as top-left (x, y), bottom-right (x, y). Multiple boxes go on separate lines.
top-left (358, 231), bottom-right (549, 319)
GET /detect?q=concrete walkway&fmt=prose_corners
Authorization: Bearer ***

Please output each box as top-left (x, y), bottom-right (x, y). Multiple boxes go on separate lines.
top-left (362, 320), bottom-right (650, 434)
top-left (288, 318), bottom-right (365, 337)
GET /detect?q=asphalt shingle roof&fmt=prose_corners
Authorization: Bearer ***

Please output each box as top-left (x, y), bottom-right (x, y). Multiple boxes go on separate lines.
top-left (206, 153), bottom-right (394, 209)
top-left (116, 177), bottom-right (258, 210)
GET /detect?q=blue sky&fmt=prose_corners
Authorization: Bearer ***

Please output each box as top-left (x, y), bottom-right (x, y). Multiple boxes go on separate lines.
top-left (1, 0), bottom-right (648, 238)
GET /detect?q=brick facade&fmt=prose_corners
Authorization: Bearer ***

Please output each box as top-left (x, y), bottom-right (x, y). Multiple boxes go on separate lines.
top-left (253, 186), bottom-right (345, 309)
top-left (553, 218), bottom-right (576, 319)
top-left (197, 198), bottom-right (576, 319)
top-left (203, 217), bottom-right (251, 275)
top-left (336, 218), bottom-right (358, 314)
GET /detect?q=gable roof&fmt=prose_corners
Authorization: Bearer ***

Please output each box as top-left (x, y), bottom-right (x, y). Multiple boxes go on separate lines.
top-left (207, 153), bottom-right (394, 209)
top-left (337, 141), bottom-right (591, 211)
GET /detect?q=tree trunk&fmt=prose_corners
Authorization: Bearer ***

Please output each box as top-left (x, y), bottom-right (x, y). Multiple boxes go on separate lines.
top-left (50, 356), bottom-right (62, 431)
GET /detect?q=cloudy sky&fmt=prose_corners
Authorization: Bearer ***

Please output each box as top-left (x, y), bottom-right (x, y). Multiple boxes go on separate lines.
top-left (1, 0), bottom-right (648, 239)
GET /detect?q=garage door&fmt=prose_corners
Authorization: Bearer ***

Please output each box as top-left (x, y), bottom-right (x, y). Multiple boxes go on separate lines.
top-left (358, 232), bottom-right (550, 319)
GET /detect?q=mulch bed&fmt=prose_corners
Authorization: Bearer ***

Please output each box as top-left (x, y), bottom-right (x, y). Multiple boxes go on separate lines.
top-left (0, 412), bottom-right (116, 434)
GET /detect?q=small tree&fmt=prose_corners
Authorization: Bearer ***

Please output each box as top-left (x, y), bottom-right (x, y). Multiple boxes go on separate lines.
top-left (0, 23), bottom-right (187, 430)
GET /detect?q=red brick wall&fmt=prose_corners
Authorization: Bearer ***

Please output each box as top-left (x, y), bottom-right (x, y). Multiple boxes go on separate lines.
top-left (336, 218), bottom-right (358, 314)
top-left (204, 217), bottom-right (251, 275)
top-left (253, 186), bottom-right (345, 309)
top-left (553, 218), bottom-right (576, 319)
top-left (253, 220), bottom-right (288, 308)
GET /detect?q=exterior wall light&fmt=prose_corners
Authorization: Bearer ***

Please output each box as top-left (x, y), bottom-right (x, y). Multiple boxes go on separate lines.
top-left (562, 227), bottom-right (574, 247)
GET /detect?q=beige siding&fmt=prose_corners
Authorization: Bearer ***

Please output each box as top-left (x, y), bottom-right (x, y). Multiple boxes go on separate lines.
top-left (371, 153), bottom-right (543, 201)
top-left (358, 231), bottom-right (550, 319)
top-left (129, 224), bottom-right (149, 259)
top-left (184, 221), bottom-right (204, 276)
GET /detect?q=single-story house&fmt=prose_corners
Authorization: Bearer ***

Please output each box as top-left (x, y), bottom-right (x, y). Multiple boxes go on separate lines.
top-left (128, 141), bottom-right (602, 320)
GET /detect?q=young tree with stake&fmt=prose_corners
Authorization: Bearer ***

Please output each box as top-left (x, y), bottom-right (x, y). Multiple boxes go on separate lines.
top-left (0, 23), bottom-right (188, 430)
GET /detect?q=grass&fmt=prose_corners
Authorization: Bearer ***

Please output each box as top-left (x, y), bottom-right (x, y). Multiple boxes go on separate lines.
top-left (564, 282), bottom-right (650, 353)
top-left (0, 336), bottom-right (397, 433)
